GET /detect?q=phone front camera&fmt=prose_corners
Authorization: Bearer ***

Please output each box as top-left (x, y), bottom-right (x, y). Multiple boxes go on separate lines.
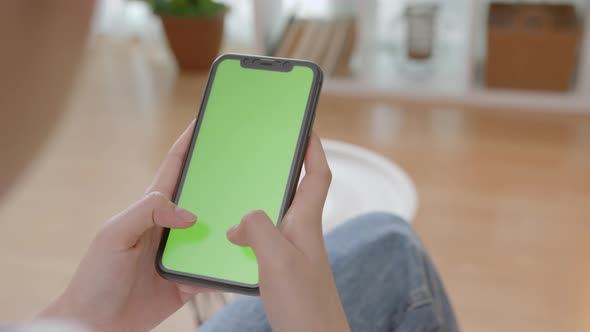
top-left (282, 62), bottom-right (293, 71)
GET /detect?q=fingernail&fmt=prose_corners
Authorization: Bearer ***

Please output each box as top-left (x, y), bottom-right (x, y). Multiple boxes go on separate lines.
top-left (175, 207), bottom-right (196, 223)
top-left (227, 224), bottom-right (239, 237)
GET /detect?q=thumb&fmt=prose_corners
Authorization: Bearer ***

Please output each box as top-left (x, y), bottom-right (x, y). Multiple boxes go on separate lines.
top-left (227, 210), bottom-right (292, 263)
top-left (101, 192), bottom-right (197, 249)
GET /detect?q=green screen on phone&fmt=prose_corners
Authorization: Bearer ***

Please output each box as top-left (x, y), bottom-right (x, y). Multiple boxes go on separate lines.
top-left (160, 57), bottom-right (316, 287)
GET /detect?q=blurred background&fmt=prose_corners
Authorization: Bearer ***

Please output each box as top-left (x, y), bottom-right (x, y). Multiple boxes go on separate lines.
top-left (0, 0), bottom-right (589, 331)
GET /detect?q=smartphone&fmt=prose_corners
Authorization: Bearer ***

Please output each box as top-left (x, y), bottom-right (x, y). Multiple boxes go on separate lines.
top-left (156, 54), bottom-right (323, 294)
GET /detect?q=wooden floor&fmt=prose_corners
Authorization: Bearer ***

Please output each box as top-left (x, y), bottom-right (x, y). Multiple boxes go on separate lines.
top-left (1, 40), bottom-right (589, 332)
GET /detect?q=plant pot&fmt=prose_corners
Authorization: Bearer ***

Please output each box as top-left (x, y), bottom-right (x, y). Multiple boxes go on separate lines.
top-left (160, 11), bottom-right (225, 71)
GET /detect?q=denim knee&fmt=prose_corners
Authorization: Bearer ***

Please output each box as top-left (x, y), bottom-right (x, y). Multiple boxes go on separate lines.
top-left (325, 212), bottom-right (459, 331)
top-left (325, 212), bottom-right (421, 254)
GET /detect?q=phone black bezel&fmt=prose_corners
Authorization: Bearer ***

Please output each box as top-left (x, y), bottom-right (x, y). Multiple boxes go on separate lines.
top-left (155, 53), bottom-right (323, 295)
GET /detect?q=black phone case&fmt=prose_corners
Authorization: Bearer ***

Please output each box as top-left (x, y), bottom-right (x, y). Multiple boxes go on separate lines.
top-left (155, 53), bottom-right (324, 295)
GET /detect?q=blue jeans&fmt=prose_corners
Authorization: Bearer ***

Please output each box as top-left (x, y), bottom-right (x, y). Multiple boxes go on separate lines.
top-left (200, 213), bottom-right (460, 331)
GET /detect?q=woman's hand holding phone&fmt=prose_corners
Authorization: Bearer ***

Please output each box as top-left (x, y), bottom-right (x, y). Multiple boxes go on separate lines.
top-left (227, 132), bottom-right (350, 332)
top-left (38, 122), bottom-right (205, 332)
top-left (38, 124), bottom-right (349, 332)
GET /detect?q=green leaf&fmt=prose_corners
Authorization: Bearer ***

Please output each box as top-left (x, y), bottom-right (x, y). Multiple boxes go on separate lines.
top-left (148, 0), bottom-right (226, 17)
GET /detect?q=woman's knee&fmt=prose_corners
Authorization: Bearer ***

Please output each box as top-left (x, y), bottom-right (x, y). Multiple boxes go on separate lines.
top-left (325, 212), bottom-right (422, 255)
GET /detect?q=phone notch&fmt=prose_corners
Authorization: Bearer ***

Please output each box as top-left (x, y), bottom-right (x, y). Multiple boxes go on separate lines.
top-left (240, 57), bottom-right (293, 72)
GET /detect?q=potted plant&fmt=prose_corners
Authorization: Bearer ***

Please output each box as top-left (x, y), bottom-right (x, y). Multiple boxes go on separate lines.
top-left (148, 0), bottom-right (227, 71)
